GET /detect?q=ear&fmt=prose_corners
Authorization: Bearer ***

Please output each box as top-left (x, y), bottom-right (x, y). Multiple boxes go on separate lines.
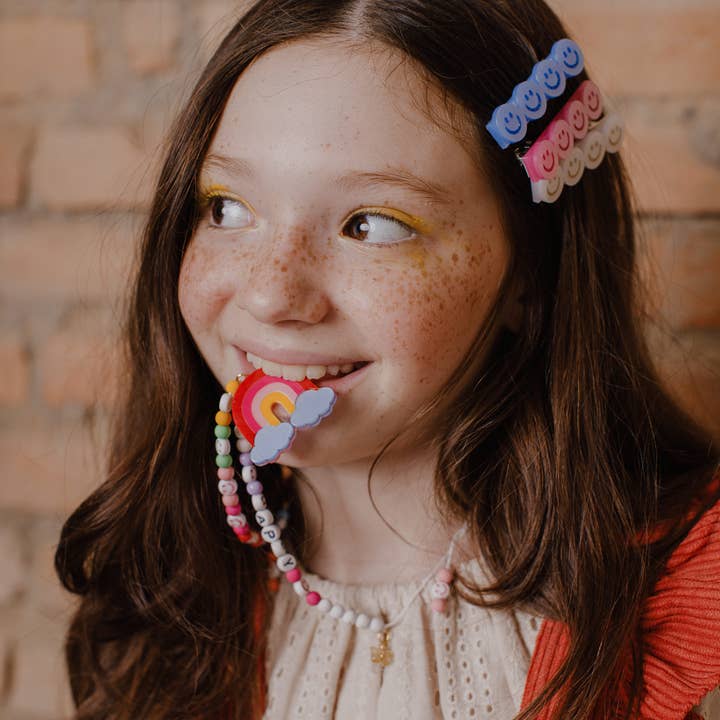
top-left (501, 278), bottom-right (525, 334)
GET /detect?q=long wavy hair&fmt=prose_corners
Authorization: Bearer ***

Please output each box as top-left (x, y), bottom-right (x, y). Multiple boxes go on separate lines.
top-left (55, 1), bottom-right (719, 718)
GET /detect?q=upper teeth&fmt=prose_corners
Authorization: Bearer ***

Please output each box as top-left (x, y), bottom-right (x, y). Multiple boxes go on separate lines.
top-left (246, 351), bottom-right (359, 381)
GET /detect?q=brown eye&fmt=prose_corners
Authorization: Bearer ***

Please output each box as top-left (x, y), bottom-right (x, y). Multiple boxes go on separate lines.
top-left (341, 212), bottom-right (415, 246)
top-left (207, 196), bottom-right (253, 229)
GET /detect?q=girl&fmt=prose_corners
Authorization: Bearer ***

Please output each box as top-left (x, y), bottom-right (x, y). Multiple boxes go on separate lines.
top-left (55, 1), bottom-right (720, 718)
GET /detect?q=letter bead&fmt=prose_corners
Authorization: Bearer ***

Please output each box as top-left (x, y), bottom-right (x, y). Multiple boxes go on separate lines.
top-left (218, 479), bottom-right (238, 495)
top-left (430, 581), bottom-right (451, 599)
top-left (226, 514), bottom-right (247, 528)
top-left (236, 438), bottom-right (252, 453)
top-left (260, 524), bottom-right (280, 543)
top-left (255, 509), bottom-right (274, 527)
top-left (241, 465), bottom-right (257, 483)
top-left (215, 438), bottom-right (231, 455)
top-left (276, 553), bottom-right (297, 571)
top-left (251, 494), bottom-right (267, 511)
top-left (271, 539), bottom-right (286, 556)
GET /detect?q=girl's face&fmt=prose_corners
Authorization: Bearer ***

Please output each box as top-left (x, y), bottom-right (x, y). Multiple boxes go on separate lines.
top-left (178, 39), bottom-right (510, 466)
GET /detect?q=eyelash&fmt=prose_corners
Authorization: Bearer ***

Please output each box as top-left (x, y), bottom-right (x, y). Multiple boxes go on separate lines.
top-left (198, 192), bottom-right (418, 246)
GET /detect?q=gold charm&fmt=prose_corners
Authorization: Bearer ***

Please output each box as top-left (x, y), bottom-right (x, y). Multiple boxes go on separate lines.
top-left (370, 630), bottom-right (393, 667)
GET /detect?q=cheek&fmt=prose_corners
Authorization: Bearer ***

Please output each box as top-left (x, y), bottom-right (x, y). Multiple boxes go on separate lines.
top-left (177, 239), bottom-right (228, 329)
top-left (367, 233), bottom-right (499, 371)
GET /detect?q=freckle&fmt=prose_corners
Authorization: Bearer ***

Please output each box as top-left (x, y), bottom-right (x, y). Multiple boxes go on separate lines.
top-left (281, 265), bottom-right (288, 272)
top-left (452, 253), bottom-right (458, 263)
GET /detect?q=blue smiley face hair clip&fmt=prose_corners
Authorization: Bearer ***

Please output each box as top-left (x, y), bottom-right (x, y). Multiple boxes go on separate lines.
top-left (486, 38), bottom-right (584, 149)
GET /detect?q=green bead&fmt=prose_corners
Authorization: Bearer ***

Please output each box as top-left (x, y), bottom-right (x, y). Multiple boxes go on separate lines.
top-left (215, 454), bottom-right (232, 468)
top-left (214, 425), bottom-right (231, 439)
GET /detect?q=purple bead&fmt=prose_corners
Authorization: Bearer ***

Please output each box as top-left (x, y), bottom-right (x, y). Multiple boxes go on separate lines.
top-left (247, 481), bottom-right (263, 495)
top-left (239, 452), bottom-right (253, 466)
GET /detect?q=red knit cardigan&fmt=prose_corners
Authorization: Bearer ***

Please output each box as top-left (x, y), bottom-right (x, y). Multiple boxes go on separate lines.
top-left (520, 494), bottom-right (720, 719)
top-left (249, 493), bottom-right (720, 719)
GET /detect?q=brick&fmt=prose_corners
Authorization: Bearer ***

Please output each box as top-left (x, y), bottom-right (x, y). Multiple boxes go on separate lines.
top-left (622, 101), bottom-right (720, 214)
top-left (0, 125), bottom-right (32, 208)
top-left (650, 330), bottom-right (720, 441)
top-left (123, 0), bottom-right (181, 74)
top-left (548, 0), bottom-right (720, 96)
top-left (0, 334), bottom-right (30, 406)
top-left (27, 516), bottom-right (75, 618)
top-left (639, 219), bottom-right (720, 330)
top-left (7, 611), bottom-right (73, 716)
top-left (0, 17), bottom-right (94, 101)
top-left (0, 214), bottom-right (138, 303)
top-left (37, 308), bottom-right (123, 409)
top-left (30, 126), bottom-right (152, 211)
top-left (0, 524), bottom-right (26, 606)
top-left (194, 0), bottom-right (246, 63)
top-left (0, 411), bottom-right (110, 514)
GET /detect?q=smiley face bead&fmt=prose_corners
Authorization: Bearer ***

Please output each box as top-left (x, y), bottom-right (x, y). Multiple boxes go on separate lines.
top-left (562, 146), bottom-right (586, 187)
top-left (550, 38), bottom-right (584, 77)
top-left (511, 80), bottom-right (548, 121)
top-left (532, 58), bottom-right (567, 99)
top-left (486, 102), bottom-right (528, 148)
top-left (531, 172), bottom-right (565, 204)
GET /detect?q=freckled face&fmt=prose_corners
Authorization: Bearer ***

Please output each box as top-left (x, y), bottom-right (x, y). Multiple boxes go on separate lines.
top-left (177, 39), bottom-right (509, 467)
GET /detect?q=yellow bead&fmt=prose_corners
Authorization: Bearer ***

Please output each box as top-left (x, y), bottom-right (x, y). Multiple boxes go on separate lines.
top-left (215, 411), bottom-right (232, 426)
top-left (225, 379), bottom-right (240, 394)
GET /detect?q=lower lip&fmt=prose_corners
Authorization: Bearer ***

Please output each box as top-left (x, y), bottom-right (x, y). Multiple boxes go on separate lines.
top-left (315, 361), bottom-right (372, 393)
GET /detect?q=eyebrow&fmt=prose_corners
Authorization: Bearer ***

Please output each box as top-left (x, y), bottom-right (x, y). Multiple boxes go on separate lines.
top-left (203, 153), bottom-right (454, 207)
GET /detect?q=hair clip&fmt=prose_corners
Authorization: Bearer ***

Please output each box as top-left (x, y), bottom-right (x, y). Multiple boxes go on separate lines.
top-left (486, 38), bottom-right (584, 149)
top-left (529, 112), bottom-right (624, 204)
top-left (520, 80), bottom-right (602, 182)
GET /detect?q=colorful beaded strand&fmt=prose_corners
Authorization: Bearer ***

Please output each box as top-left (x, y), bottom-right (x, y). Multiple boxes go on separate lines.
top-left (214, 375), bottom-right (468, 665)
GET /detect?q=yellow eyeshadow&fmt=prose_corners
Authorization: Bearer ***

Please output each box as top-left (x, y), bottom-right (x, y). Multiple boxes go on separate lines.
top-left (198, 182), bottom-right (231, 202)
top-left (358, 206), bottom-right (434, 235)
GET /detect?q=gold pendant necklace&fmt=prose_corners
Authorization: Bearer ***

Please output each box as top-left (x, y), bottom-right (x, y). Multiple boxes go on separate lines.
top-left (371, 630), bottom-right (394, 668)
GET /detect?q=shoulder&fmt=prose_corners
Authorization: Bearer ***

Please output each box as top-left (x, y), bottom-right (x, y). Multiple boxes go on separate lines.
top-left (639, 494), bottom-right (720, 719)
top-left (522, 493), bottom-right (720, 720)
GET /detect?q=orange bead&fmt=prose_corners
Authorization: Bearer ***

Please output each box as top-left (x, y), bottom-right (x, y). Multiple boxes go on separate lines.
top-left (225, 379), bottom-right (240, 394)
top-left (215, 411), bottom-right (232, 426)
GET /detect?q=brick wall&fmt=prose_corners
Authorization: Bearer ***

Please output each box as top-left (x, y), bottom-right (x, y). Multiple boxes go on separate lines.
top-left (0, 1), bottom-right (718, 717)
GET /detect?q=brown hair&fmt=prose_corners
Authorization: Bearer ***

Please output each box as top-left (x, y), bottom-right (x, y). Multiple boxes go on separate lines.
top-left (55, 1), bottom-right (719, 718)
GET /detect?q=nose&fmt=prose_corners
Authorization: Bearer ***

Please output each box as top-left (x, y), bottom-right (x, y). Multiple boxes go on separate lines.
top-left (237, 225), bottom-right (332, 326)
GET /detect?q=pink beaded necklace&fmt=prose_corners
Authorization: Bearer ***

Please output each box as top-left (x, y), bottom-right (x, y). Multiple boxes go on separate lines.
top-left (214, 371), bottom-right (468, 669)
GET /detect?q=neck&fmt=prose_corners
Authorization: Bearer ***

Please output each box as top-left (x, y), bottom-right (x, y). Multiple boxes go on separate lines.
top-left (291, 444), bottom-right (471, 585)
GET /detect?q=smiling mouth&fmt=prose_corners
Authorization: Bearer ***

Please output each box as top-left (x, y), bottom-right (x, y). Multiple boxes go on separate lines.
top-left (241, 349), bottom-right (371, 382)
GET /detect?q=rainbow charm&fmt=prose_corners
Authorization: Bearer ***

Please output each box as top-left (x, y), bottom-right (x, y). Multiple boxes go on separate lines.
top-left (231, 369), bottom-right (336, 465)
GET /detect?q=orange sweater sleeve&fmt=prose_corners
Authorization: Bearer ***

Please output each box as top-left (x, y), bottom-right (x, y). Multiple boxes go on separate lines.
top-left (521, 495), bottom-right (720, 720)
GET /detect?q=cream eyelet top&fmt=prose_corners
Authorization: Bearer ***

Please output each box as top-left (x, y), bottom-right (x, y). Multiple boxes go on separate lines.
top-left (263, 552), bottom-right (542, 719)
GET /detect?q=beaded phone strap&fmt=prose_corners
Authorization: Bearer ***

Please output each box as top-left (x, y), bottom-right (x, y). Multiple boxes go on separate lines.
top-left (213, 371), bottom-right (468, 669)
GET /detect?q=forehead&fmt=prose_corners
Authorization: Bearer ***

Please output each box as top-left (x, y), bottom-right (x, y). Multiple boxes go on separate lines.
top-left (209, 38), bottom-right (486, 198)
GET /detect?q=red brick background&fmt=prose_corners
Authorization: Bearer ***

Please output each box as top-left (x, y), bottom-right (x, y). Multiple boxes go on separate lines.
top-left (0, 1), bottom-right (718, 717)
